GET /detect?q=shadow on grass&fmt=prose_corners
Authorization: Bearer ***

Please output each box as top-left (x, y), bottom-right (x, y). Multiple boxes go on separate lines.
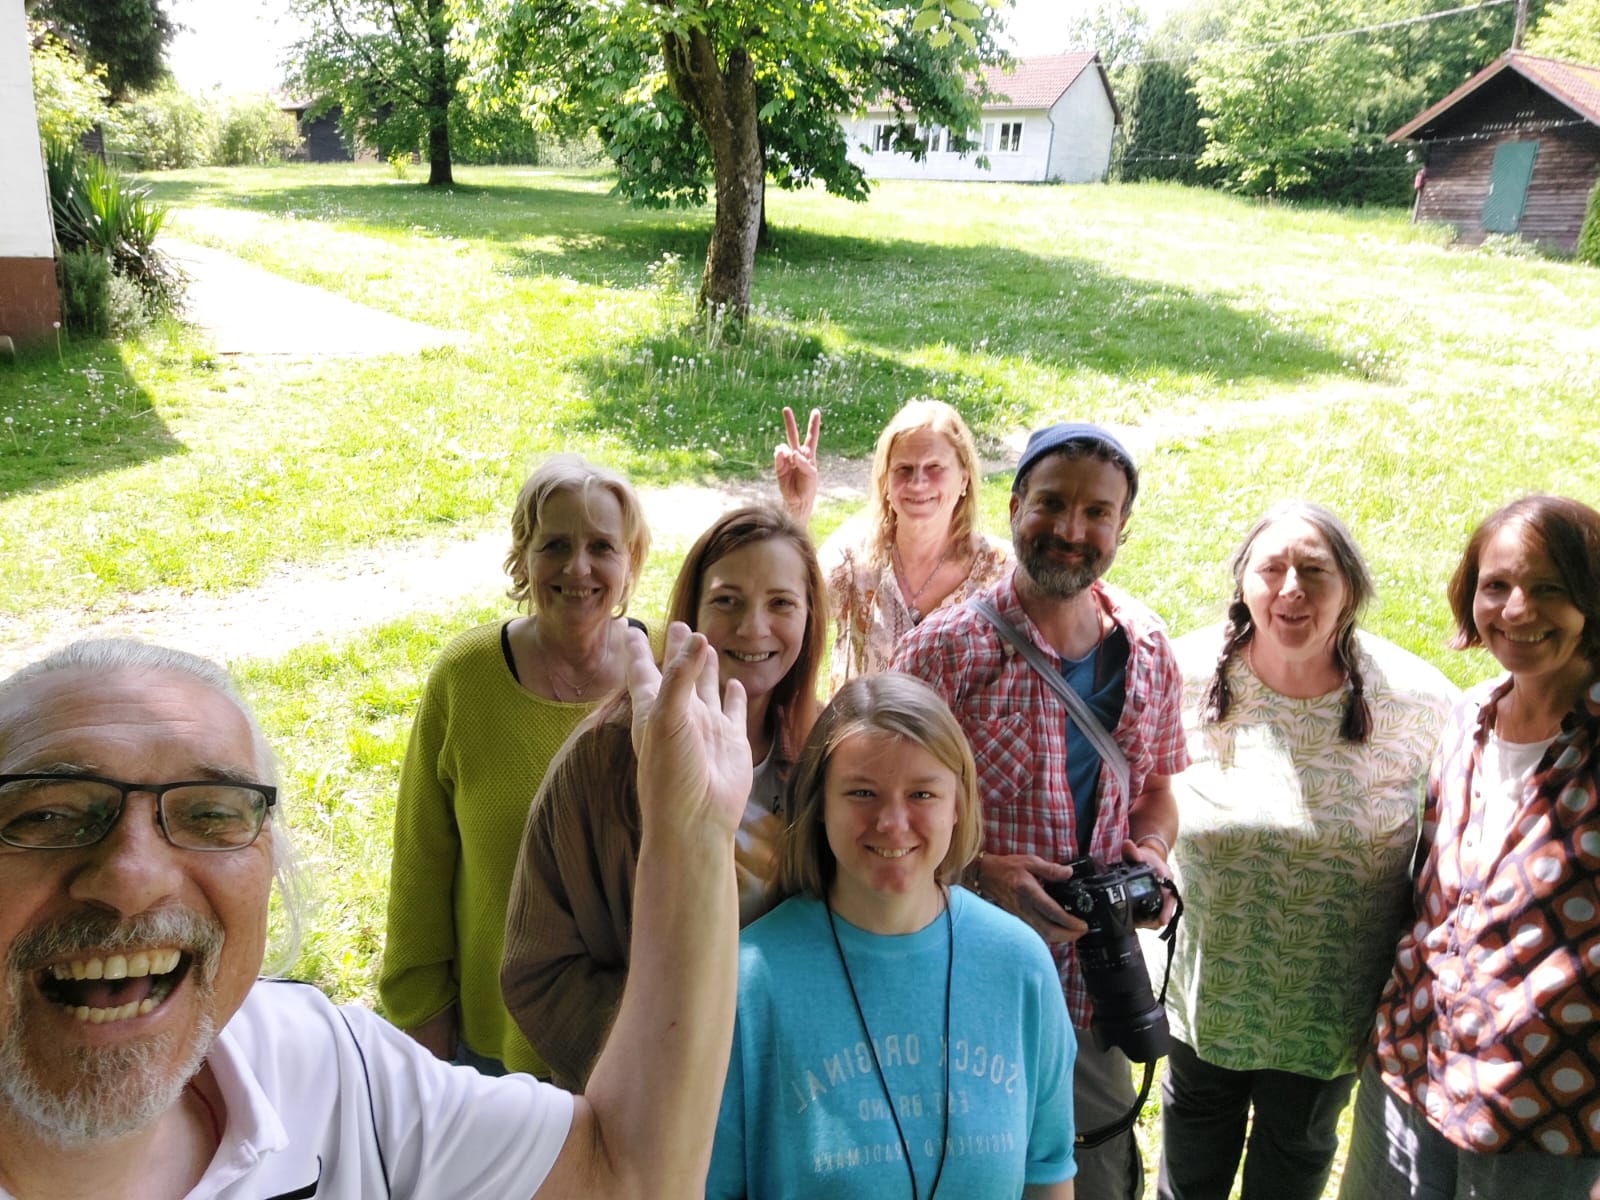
top-left (139, 170), bottom-right (1355, 473)
top-left (145, 174), bottom-right (1344, 371)
top-left (558, 232), bottom-right (1349, 466)
top-left (0, 337), bottom-right (182, 500)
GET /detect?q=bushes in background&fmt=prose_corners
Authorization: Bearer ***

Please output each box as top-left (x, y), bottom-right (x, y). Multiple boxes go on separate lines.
top-left (1578, 182), bottom-right (1600, 268)
top-left (103, 81), bottom-right (217, 170)
top-left (214, 96), bottom-right (302, 166)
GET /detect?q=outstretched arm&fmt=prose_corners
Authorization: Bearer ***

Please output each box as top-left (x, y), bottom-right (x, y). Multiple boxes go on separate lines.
top-left (773, 405), bottom-right (821, 524)
top-left (534, 623), bottom-right (750, 1200)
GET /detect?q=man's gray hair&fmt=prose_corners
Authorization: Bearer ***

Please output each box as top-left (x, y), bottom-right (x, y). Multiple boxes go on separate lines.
top-left (0, 639), bottom-right (306, 972)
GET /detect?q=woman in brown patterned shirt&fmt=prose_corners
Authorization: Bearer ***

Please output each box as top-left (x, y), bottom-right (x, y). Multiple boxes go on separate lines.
top-left (775, 401), bottom-right (1010, 695)
top-left (1341, 494), bottom-right (1600, 1199)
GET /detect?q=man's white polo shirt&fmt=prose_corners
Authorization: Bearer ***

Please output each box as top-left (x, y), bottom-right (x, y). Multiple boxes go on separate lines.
top-left (188, 979), bottom-right (573, 1198)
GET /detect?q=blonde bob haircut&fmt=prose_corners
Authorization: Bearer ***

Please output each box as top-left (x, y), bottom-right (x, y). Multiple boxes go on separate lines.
top-left (772, 672), bottom-right (983, 905)
top-left (866, 399), bottom-right (983, 565)
top-left (504, 454), bottom-right (651, 615)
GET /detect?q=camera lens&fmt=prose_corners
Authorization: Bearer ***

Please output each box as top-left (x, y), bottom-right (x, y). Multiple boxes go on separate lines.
top-left (1080, 936), bottom-right (1171, 1063)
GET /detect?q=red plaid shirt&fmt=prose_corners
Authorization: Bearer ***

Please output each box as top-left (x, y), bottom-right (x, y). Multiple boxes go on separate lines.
top-left (893, 572), bottom-right (1189, 1024)
top-left (1370, 677), bottom-right (1600, 1156)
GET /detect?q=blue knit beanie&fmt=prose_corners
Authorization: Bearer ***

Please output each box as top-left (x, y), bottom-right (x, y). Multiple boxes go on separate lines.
top-left (1012, 422), bottom-right (1139, 506)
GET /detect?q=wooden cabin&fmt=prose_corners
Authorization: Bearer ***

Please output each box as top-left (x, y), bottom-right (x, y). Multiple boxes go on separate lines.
top-left (278, 98), bottom-right (353, 163)
top-left (1389, 52), bottom-right (1600, 251)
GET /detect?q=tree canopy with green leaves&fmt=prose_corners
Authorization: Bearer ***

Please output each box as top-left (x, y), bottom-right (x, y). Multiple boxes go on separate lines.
top-left (287, 0), bottom-right (460, 185)
top-left (1186, 0), bottom-right (1546, 200)
top-left (25, 0), bottom-right (173, 99)
top-left (1526, 0), bottom-right (1600, 65)
top-left (457, 0), bottom-right (1008, 316)
top-left (27, 24), bottom-right (111, 146)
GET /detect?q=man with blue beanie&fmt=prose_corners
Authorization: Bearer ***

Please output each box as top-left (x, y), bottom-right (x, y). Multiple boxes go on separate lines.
top-left (893, 422), bottom-right (1187, 1198)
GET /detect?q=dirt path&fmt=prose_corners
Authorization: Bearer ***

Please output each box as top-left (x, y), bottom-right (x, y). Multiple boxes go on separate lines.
top-left (1, 466), bottom-right (874, 674)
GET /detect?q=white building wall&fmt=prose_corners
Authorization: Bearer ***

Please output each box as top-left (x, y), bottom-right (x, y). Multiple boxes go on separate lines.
top-left (844, 107), bottom-right (1056, 183)
top-left (1045, 74), bottom-right (1116, 183)
top-left (1, 0), bottom-right (54, 258)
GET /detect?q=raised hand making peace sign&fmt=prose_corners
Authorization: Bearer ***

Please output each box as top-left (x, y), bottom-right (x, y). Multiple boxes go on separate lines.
top-left (774, 405), bottom-right (821, 524)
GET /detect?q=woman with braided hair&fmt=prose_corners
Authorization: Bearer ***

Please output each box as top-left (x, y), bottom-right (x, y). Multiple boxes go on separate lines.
top-left (1156, 501), bottom-right (1457, 1200)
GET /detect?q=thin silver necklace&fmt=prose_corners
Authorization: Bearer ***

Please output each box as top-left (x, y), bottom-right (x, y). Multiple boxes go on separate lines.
top-left (538, 620), bottom-right (613, 700)
top-left (893, 540), bottom-right (955, 621)
top-left (825, 894), bottom-right (952, 1200)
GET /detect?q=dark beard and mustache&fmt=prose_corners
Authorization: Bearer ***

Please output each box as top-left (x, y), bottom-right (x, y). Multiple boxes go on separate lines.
top-left (0, 908), bottom-right (223, 1147)
top-left (1014, 530), bottom-right (1106, 599)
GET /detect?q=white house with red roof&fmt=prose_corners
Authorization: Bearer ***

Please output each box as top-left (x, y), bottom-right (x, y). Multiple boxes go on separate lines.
top-left (843, 52), bottom-right (1121, 184)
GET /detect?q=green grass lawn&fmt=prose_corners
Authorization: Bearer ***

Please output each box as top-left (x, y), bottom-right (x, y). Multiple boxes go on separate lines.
top-left (6, 164), bottom-right (1599, 1198)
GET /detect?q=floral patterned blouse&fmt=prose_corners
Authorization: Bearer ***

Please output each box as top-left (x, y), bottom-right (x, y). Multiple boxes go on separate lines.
top-left (1166, 626), bottom-right (1458, 1078)
top-left (816, 517), bottom-right (1010, 696)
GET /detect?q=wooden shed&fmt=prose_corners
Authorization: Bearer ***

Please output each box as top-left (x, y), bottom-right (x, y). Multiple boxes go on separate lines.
top-left (1389, 52), bottom-right (1600, 251)
top-left (278, 97), bottom-right (353, 163)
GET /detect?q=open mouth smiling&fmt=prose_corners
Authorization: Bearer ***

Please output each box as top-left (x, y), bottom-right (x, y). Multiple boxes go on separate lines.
top-left (726, 649), bottom-right (776, 663)
top-left (38, 948), bottom-right (191, 1024)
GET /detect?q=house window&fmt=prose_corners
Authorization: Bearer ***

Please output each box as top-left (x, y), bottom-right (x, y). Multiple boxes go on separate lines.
top-left (921, 125), bottom-right (946, 153)
top-left (983, 120), bottom-right (1024, 153)
top-left (873, 123), bottom-right (895, 153)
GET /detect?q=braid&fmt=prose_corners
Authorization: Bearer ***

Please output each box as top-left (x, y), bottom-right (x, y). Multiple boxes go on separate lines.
top-left (1203, 600), bottom-right (1254, 726)
top-left (1332, 624), bottom-right (1371, 743)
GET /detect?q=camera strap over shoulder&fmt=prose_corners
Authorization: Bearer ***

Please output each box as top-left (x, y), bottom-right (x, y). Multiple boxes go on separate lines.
top-left (973, 599), bottom-right (1185, 1151)
top-left (971, 598), bottom-right (1130, 802)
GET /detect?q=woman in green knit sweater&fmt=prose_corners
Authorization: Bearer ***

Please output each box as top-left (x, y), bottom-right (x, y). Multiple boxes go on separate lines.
top-left (379, 455), bottom-right (651, 1076)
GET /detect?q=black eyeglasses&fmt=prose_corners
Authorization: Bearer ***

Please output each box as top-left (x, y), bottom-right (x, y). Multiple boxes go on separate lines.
top-left (0, 773), bottom-right (277, 851)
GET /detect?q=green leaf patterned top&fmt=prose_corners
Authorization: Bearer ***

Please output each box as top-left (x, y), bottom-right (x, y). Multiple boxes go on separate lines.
top-left (1166, 626), bottom-right (1458, 1078)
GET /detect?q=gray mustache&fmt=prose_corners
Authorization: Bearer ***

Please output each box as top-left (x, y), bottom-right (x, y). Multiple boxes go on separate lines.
top-left (8, 908), bottom-right (224, 976)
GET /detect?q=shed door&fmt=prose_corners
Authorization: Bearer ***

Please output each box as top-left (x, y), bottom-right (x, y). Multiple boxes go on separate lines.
top-left (1481, 141), bottom-right (1538, 234)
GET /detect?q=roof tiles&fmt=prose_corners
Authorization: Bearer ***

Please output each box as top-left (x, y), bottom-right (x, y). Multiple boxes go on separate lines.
top-left (1390, 51), bottom-right (1600, 140)
top-left (979, 52), bottom-right (1098, 109)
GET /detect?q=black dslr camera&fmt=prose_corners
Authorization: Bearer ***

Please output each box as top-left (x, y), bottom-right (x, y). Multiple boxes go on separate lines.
top-left (1044, 856), bottom-right (1173, 1063)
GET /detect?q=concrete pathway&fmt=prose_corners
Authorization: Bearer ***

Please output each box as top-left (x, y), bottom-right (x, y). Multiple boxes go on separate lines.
top-left (162, 236), bottom-right (461, 358)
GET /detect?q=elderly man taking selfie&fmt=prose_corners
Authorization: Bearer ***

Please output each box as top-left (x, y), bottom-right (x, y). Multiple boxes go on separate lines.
top-left (0, 626), bottom-right (749, 1199)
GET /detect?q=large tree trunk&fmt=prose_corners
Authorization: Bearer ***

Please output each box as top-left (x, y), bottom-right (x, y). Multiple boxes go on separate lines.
top-left (662, 30), bottom-right (762, 319)
top-left (424, 0), bottom-right (454, 187)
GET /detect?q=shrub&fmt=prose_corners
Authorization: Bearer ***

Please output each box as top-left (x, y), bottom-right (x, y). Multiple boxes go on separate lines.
top-left (28, 26), bottom-right (111, 146)
top-left (215, 96), bottom-right (301, 165)
top-left (1578, 181), bottom-right (1600, 268)
top-left (56, 248), bottom-right (110, 335)
top-left (105, 272), bottom-right (153, 336)
top-left (46, 138), bottom-right (182, 319)
top-left (104, 82), bottom-right (216, 170)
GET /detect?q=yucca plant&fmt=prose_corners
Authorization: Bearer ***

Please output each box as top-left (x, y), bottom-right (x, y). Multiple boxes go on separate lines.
top-left (44, 137), bottom-right (182, 314)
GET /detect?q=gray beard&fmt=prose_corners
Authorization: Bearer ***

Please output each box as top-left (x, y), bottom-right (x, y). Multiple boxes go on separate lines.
top-left (1015, 537), bottom-right (1102, 600)
top-left (0, 910), bottom-right (222, 1147)
top-left (0, 1011), bottom-right (215, 1146)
